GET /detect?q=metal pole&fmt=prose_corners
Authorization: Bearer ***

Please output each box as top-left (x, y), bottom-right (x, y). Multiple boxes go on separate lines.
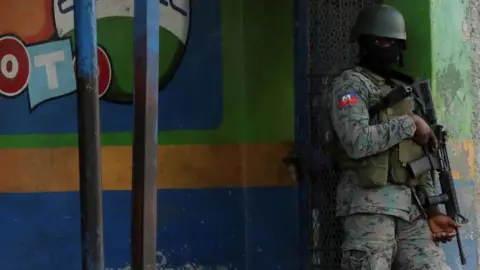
top-left (131, 0), bottom-right (160, 268)
top-left (74, 0), bottom-right (105, 269)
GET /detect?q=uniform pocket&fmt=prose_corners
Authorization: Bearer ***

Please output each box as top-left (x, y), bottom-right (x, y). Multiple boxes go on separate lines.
top-left (342, 248), bottom-right (371, 270)
top-left (357, 151), bottom-right (389, 188)
top-left (396, 139), bottom-right (429, 186)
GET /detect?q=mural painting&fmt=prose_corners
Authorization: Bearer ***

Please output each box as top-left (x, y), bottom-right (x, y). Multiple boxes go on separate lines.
top-left (0, 0), bottom-right (223, 135)
top-left (0, 0), bottom-right (300, 268)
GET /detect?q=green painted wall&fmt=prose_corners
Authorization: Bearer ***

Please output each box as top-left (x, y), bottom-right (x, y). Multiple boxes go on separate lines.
top-left (0, 0), bottom-right (294, 149)
top-left (383, 0), bottom-right (474, 140)
top-left (383, 0), bottom-right (432, 79)
top-left (242, 0), bottom-right (294, 143)
top-left (430, 0), bottom-right (473, 139)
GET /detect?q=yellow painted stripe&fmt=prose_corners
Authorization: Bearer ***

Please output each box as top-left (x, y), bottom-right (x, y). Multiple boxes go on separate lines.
top-left (448, 139), bottom-right (476, 181)
top-left (0, 142), bottom-right (295, 193)
top-left (0, 139), bottom-right (474, 193)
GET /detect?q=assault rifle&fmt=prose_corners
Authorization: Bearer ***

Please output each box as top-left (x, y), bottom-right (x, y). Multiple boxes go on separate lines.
top-left (369, 74), bottom-right (468, 265)
top-left (405, 80), bottom-right (468, 265)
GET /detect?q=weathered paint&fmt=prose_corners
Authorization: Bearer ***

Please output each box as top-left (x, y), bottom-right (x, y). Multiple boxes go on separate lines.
top-left (431, 0), bottom-right (474, 137)
top-left (449, 140), bottom-right (476, 181)
top-left (465, 0), bottom-right (480, 268)
top-left (430, 0), bottom-right (478, 268)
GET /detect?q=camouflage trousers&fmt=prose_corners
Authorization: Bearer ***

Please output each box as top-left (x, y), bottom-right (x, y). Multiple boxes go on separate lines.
top-left (341, 213), bottom-right (450, 270)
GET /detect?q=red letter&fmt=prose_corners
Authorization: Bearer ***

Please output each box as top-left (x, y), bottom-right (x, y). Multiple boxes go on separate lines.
top-left (0, 36), bottom-right (30, 97)
top-left (73, 46), bottom-right (112, 98)
top-left (97, 46), bottom-right (112, 97)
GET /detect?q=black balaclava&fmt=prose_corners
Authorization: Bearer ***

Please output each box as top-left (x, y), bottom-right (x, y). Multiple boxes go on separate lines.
top-left (358, 35), bottom-right (404, 78)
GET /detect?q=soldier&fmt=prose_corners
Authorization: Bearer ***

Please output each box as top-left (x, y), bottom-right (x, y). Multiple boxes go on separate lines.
top-left (325, 4), bottom-right (460, 269)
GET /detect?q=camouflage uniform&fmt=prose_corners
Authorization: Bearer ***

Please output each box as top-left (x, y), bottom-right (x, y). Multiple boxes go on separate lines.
top-left (320, 5), bottom-right (451, 269)
top-left (328, 68), bottom-right (450, 270)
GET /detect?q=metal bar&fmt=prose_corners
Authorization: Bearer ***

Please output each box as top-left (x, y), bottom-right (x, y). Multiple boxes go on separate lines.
top-left (73, 0), bottom-right (105, 269)
top-left (131, 0), bottom-right (160, 268)
top-left (293, 0), bottom-right (311, 268)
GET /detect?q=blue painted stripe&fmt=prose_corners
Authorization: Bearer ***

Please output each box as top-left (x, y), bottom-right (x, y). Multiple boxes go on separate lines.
top-left (0, 187), bottom-right (300, 269)
top-left (444, 239), bottom-right (477, 270)
top-left (0, 183), bottom-right (474, 269)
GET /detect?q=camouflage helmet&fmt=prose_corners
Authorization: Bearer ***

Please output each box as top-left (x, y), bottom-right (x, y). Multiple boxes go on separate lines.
top-left (350, 4), bottom-right (406, 42)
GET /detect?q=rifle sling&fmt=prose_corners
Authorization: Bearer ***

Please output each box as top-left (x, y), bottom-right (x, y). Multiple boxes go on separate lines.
top-left (369, 84), bottom-right (414, 116)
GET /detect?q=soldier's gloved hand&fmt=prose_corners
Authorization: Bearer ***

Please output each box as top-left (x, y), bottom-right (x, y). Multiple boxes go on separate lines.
top-left (428, 213), bottom-right (461, 243)
top-left (411, 114), bottom-right (435, 146)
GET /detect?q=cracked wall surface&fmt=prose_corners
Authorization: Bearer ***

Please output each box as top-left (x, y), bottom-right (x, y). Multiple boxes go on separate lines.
top-left (432, 0), bottom-right (479, 268)
top-left (467, 0), bottom-right (480, 267)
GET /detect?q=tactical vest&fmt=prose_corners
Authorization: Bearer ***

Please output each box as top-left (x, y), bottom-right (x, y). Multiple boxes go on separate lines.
top-left (331, 67), bottom-right (429, 188)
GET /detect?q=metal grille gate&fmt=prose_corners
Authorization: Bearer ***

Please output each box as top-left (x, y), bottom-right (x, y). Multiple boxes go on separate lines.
top-left (306, 1), bottom-right (382, 269)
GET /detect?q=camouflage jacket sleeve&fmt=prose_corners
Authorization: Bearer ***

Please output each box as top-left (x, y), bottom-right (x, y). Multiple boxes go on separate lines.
top-left (411, 95), bottom-right (436, 197)
top-left (329, 76), bottom-right (417, 159)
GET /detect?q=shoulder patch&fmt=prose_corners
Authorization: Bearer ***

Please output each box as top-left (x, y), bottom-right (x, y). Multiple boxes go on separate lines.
top-left (338, 91), bottom-right (358, 107)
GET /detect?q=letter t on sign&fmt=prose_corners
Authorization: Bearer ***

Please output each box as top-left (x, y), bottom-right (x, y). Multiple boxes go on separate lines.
top-left (34, 51), bottom-right (65, 89)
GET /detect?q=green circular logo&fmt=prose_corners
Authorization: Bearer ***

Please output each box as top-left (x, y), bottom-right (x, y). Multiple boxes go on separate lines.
top-left (54, 0), bottom-right (190, 102)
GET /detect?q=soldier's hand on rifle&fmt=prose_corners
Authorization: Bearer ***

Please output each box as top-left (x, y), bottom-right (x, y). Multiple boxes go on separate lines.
top-left (411, 114), bottom-right (435, 146)
top-left (428, 214), bottom-right (461, 243)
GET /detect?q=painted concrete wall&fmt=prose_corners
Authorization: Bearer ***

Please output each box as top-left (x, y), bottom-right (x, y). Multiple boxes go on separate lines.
top-left (0, 0), bottom-right (298, 269)
top-left (430, 0), bottom-right (478, 269)
top-left (461, 0), bottom-right (480, 269)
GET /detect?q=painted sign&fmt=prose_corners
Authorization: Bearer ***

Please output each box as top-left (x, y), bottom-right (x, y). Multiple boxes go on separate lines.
top-left (0, 0), bottom-right (223, 134)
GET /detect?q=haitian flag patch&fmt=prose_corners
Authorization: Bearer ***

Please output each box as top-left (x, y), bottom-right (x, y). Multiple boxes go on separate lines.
top-left (338, 92), bottom-right (358, 107)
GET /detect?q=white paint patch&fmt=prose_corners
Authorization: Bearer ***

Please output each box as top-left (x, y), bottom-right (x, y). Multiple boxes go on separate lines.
top-left (54, 0), bottom-right (190, 44)
top-left (105, 251), bottom-right (231, 270)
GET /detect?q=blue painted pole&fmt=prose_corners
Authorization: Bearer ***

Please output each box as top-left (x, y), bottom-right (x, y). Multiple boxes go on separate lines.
top-left (74, 0), bottom-right (105, 269)
top-left (131, 0), bottom-right (160, 268)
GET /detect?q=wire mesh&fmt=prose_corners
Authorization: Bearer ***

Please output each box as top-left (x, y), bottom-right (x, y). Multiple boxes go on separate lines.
top-left (306, 1), bottom-right (383, 268)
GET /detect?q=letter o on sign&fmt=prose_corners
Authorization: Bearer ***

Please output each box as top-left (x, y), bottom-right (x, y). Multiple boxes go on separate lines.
top-left (0, 36), bottom-right (30, 96)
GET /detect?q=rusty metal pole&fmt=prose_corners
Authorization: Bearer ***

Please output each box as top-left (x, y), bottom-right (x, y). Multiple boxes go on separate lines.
top-left (74, 0), bottom-right (105, 269)
top-left (131, 0), bottom-right (160, 268)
